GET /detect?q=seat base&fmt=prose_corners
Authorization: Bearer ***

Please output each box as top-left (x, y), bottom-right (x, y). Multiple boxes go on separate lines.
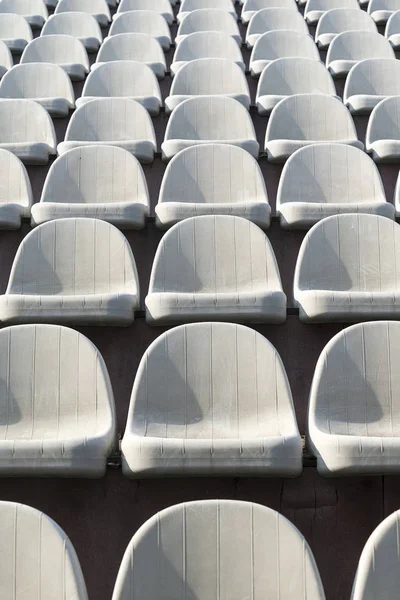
top-left (155, 201), bottom-right (271, 229)
top-left (279, 201), bottom-right (395, 229)
top-left (265, 139), bottom-right (364, 162)
top-left (162, 139), bottom-right (259, 161)
top-left (57, 140), bottom-right (155, 163)
top-left (31, 202), bottom-right (147, 229)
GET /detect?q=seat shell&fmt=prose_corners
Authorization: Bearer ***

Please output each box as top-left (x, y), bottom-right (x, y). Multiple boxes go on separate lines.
top-left (156, 144), bottom-right (270, 229)
top-left (55, 0), bottom-right (111, 28)
top-left (175, 9), bottom-right (241, 45)
top-left (76, 60), bottom-right (162, 115)
top-left (0, 0), bottom-right (48, 29)
top-left (115, 0), bottom-right (174, 25)
top-left (326, 30), bottom-right (395, 77)
top-left (41, 12), bottom-right (103, 53)
top-left (256, 57), bottom-right (337, 115)
top-left (241, 0), bottom-right (297, 24)
top-left (177, 0), bottom-right (237, 23)
top-left (0, 324), bottom-right (117, 476)
top-left (277, 143), bottom-right (394, 229)
top-left (165, 58), bottom-right (250, 113)
top-left (344, 58), bottom-right (400, 114)
top-left (368, 0), bottom-right (400, 24)
top-left (21, 35), bottom-right (89, 81)
top-left (294, 214), bottom-right (400, 322)
top-left (112, 501), bottom-right (325, 600)
top-left (0, 148), bottom-right (32, 228)
top-left (108, 10), bottom-right (171, 50)
top-left (366, 95), bottom-right (400, 161)
top-left (0, 217), bottom-right (140, 326)
top-left (246, 8), bottom-right (309, 49)
top-left (315, 8), bottom-right (377, 49)
top-left (58, 97), bottom-right (156, 163)
top-left (309, 322), bottom-right (400, 476)
top-left (385, 10), bottom-right (400, 48)
top-left (0, 14), bottom-right (33, 53)
top-left (264, 93), bottom-right (363, 162)
top-left (122, 323), bottom-right (302, 476)
top-left (250, 30), bottom-right (320, 77)
top-left (304, 0), bottom-right (359, 25)
top-left (0, 62), bottom-right (75, 117)
top-left (146, 214), bottom-right (286, 325)
top-left (0, 501), bottom-right (88, 596)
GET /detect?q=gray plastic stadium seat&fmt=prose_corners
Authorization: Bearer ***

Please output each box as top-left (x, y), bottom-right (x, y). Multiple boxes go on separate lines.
top-left (0, 14), bottom-right (32, 53)
top-left (156, 144), bottom-right (270, 229)
top-left (41, 13), bottom-right (103, 52)
top-left (351, 510), bottom-right (400, 598)
top-left (162, 96), bottom-right (259, 161)
top-left (366, 96), bottom-right (400, 161)
top-left (315, 8), bottom-right (377, 49)
top-left (0, 98), bottom-right (56, 164)
top-left (32, 145), bottom-right (149, 228)
top-left (0, 0), bottom-right (48, 29)
top-left (55, 0), bottom-right (111, 28)
top-left (115, 0), bottom-right (174, 25)
top-left (21, 35), bottom-right (89, 81)
top-left (344, 58), bottom-right (400, 114)
top-left (0, 62), bottom-right (75, 117)
top-left (108, 10), bottom-right (171, 50)
top-left (122, 323), bottom-right (302, 477)
top-left (326, 31), bottom-right (395, 78)
top-left (77, 61), bottom-right (162, 115)
top-left (170, 31), bottom-right (245, 76)
top-left (385, 10), bottom-right (400, 47)
top-left (305, 0), bottom-right (359, 25)
top-left (93, 33), bottom-right (166, 79)
top-left (0, 217), bottom-right (140, 325)
top-left (241, 0), bottom-right (297, 24)
top-left (256, 57), bottom-right (336, 115)
top-left (246, 8), bottom-right (308, 48)
top-left (146, 215), bottom-right (286, 324)
top-left (250, 30), bottom-right (319, 77)
top-left (265, 94), bottom-right (362, 162)
top-left (309, 322), bottom-right (400, 476)
top-left (368, 0), bottom-right (400, 24)
top-left (0, 502), bottom-right (88, 597)
top-left (277, 144), bottom-right (394, 229)
top-left (294, 214), bottom-right (400, 322)
top-left (112, 501), bottom-right (325, 600)
top-left (0, 325), bottom-right (116, 476)
top-left (165, 58), bottom-right (250, 112)
top-left (175, 9), bottom-right (241, 45)
top-left (0, 149), bottom-right (32, 228)
top-left (177, 0), bottom-right (237, 23)
top-left (58, 98), bottom-right (156, 163)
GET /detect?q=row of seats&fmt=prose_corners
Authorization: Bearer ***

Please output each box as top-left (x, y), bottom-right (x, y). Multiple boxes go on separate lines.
top-left (2, 320), bottom-right (400, 478)
top-left (0, 142), bottom-right (396, 230)
top-left (2, 499), bottom-right (400, 600)
top-left (0, 213), bottom-right (398, 325)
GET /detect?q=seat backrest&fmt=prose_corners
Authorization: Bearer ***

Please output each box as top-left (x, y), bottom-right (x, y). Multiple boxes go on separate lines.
top-left (7, 217), bottom-right (139, 295)
top-left (277, 143), bottom-right (386, 208)
top-left (0, 324), bottom-right (116, 434)
top-left (306, 0), bottom-right (359, 12)
top-left (109, 10), bottom-right (171, 38)
top-left (266, 93), bottom-right (357, 141)
top-left (169, 58), bottom-right (249, 96)
top-left (247, 8), bottom-right (309, 36)
top-left (242, 0), bottom-right (297, 13)
top-left (96, 32), bottom-right (165, 66)
top-left (294, 214), bottom-right (400, 292)
top-left (366, 96), bottom-right (400, 144)
top-left (316, 8), bottom-right (377, 35)
top-left (0, 0), bottom-right (48, 18)
top-left (0, 501), bottom-right (88, 600)
top-left (41, 12), bottom-right (102, 41)
top-left (41, 145), bottom-right (149, 207)
top-left (257, 57), bottom-right (336, 96)
top-left (112, 500), bottom-right (325, 600)
top-left (0, 98), bottom-right (56, 145)
top-left (345, 57), bottom-right (400, 96)
top-left (21, 34), bottom-right (89, 68)
top-left (251, 30), bottom-right (320, 61)
top-left (81, 60), bottom-right (161, 99)
top-left (64, 98), bottom-right (156, 143)
top-left (0, 13), bottom-right (32, 41)
top-left (0, 148), bottom-right (32, 208)
top-left (369, 0), bottom-right (399, 13)
top-left (164, 96), bottom-right (256, 141)
top-left (0, 62), bottom-right (74, 102)
top-left (327, 30), bottom-right (395, 62)
top-left (179, 0), bottom-right (235, 14)
top-left (173, 31), bottom-right (244, 62)
top-left (351, 509), bottom-right (400, 599)
top-left (148, 215), bottom-right (282, 294)
top-left (159, 143), bottom-right (268, 206)
top-left (176, 9), bottom-right (240, 37)
top-left (55, 0), bottom-right (110, 16)
top-left (386, 10), bottom-right (400, 36)
top-left (309, 322), bottom-right (400, 438)
top-left (129, 322), bottom-right (297, 437)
